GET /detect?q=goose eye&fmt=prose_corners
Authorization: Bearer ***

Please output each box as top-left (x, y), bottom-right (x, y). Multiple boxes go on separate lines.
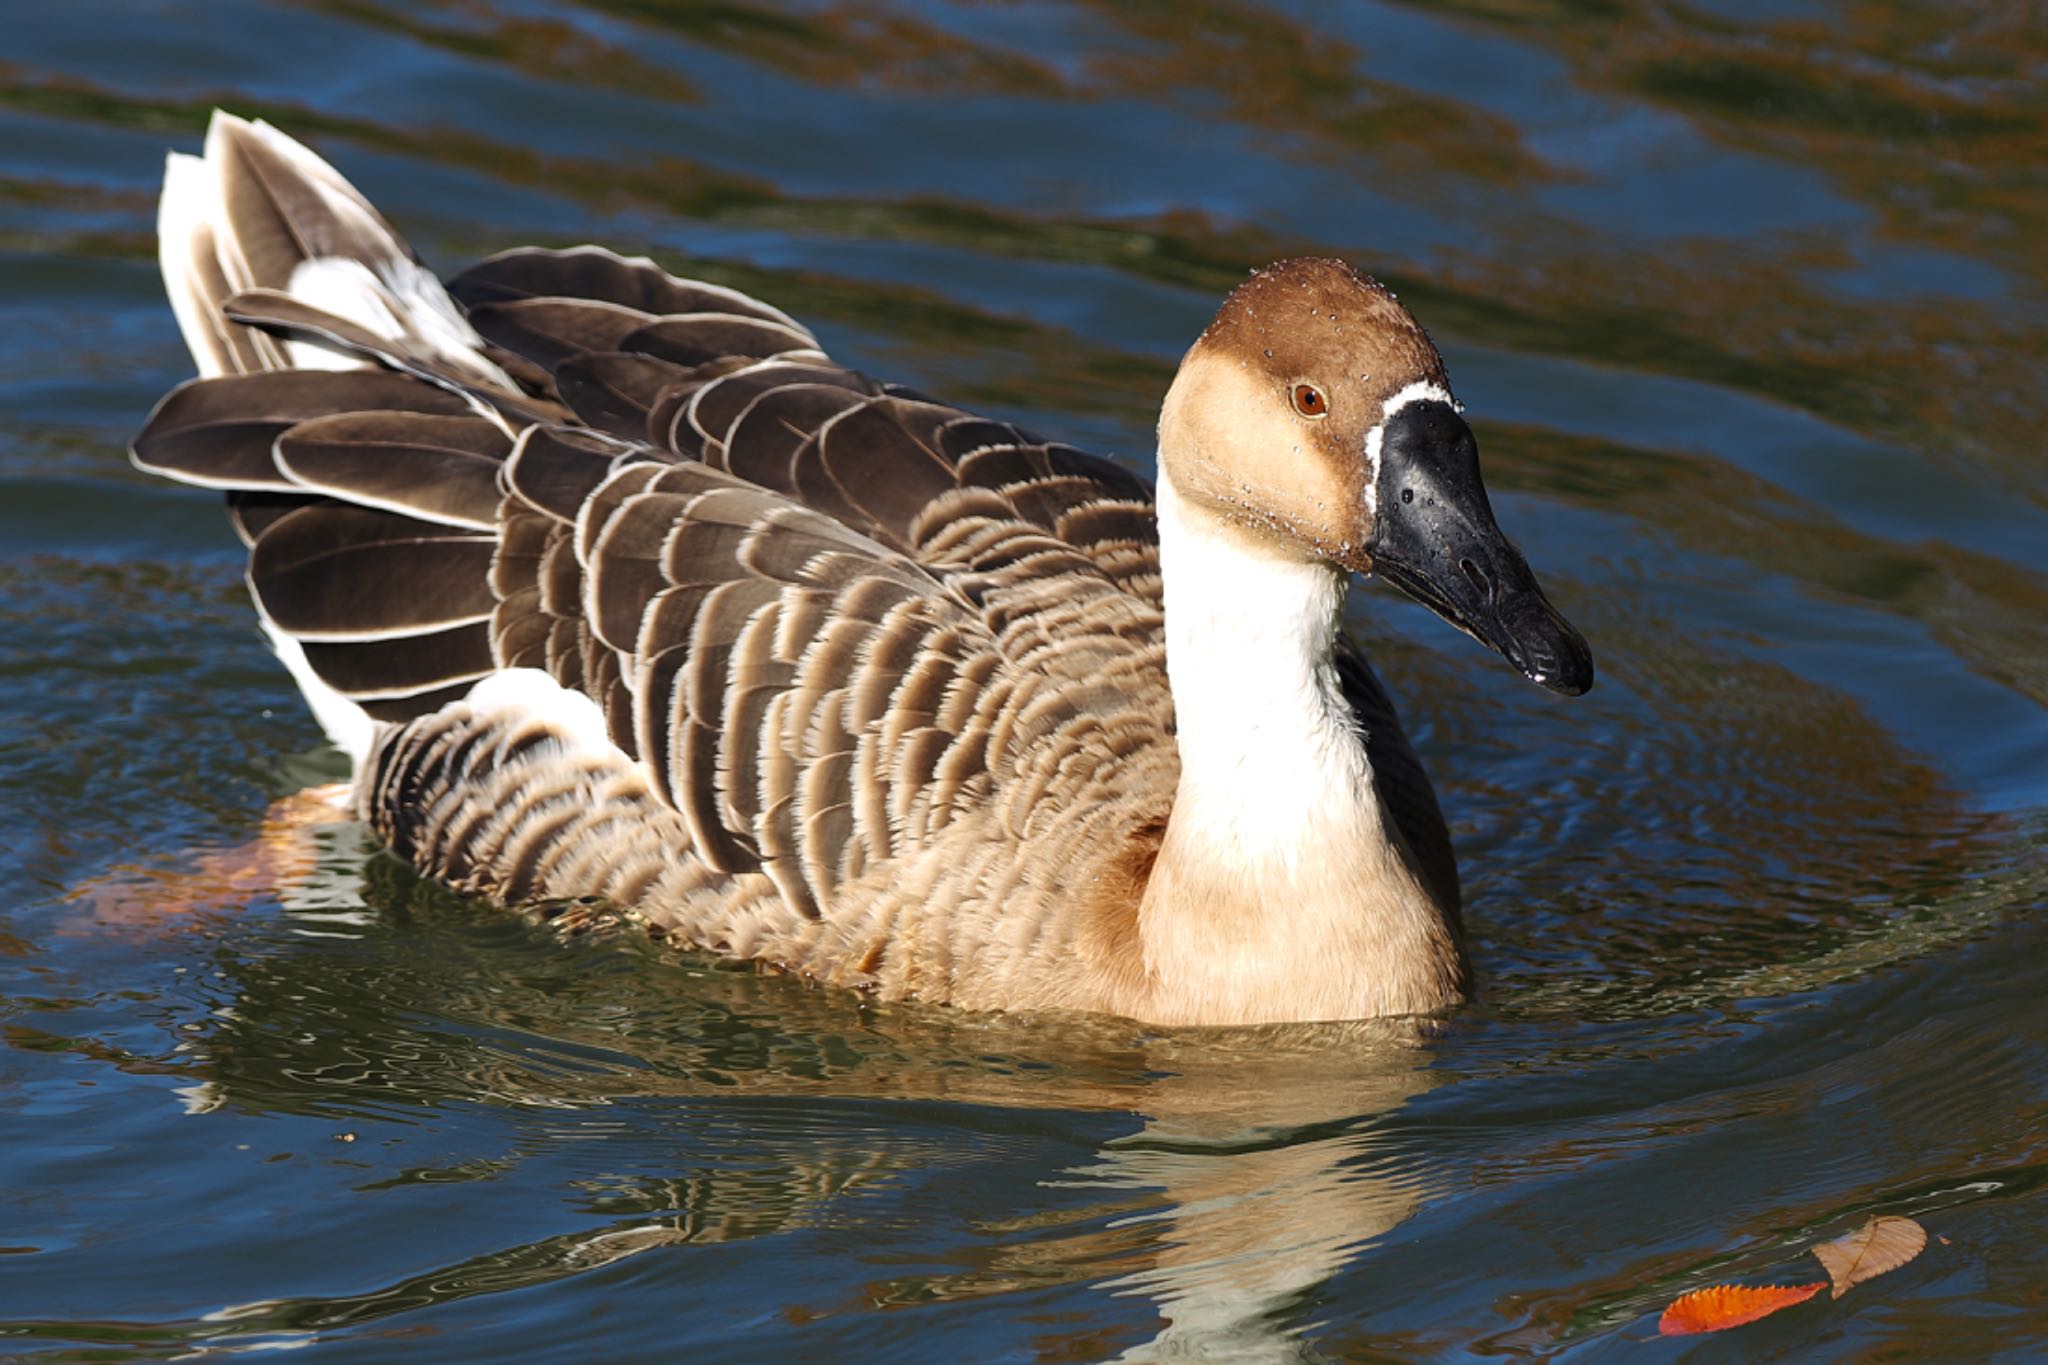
top-left (1291, 383), bottom-right (1328, 418)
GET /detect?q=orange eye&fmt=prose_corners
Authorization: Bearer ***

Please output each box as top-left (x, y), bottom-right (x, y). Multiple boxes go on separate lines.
top-left (1291, 383), bottom-right (1327, 417)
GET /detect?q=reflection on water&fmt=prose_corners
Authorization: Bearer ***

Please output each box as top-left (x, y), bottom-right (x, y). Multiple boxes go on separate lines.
top-left (52, 807), bottom-right (1447, 1362)
top-left (1081, 1088), bottom-right (1434, 1363)
top-left (3, 0), bottom-right (2047, 1357)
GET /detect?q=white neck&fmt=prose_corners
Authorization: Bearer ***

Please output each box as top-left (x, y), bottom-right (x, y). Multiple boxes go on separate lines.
top-left (1138, 468), bottom-right (1462, 1023)
top-left (1153, 469), bottom-right (1366, 859)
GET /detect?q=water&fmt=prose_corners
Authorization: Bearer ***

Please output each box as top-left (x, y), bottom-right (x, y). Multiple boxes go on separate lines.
top-left (3, 1), bottom-right (2046, 1358)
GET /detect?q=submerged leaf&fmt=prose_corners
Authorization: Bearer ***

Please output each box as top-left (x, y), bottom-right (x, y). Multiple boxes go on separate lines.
top-left (1658, 1282), bottom-right (1826, 1335)
top-left (1811, 1215), bottom-right (1927, 1298)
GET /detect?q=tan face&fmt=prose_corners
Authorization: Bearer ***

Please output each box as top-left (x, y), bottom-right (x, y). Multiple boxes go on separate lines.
top-left (1158, 257), bottom-right (1449, 571)
top-left (1161, 257), bottom-right (1594, 693)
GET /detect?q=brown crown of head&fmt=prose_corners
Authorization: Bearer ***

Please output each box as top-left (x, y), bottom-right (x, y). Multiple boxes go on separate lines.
top-left (1159, 258), bottom-right (1450, 569)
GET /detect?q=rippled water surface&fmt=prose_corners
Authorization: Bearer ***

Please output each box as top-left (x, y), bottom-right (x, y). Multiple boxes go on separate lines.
top-left (4, 2), bottom-right (2047, 1359)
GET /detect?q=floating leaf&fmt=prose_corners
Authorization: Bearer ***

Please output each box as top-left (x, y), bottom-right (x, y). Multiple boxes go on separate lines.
top-left (1658, 1282), bottom-right (1826, 1335)
top-left (1811, 1215), bottom-right (1927, 1298)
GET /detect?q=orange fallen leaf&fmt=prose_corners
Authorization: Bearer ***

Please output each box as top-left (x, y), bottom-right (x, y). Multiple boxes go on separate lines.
top-left (1811, 1215), bottom-right (1927, 1298)
top-left (1658, 1282), bottom-right (1826, 1335)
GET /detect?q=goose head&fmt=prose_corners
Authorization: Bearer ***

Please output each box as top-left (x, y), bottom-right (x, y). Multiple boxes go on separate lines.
top-left (1159, 257), bottom-right (1593, 695)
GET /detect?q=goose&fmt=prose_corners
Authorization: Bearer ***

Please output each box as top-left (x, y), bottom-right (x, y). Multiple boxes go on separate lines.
top-left (132, 112), bottom-right (1592, 1027)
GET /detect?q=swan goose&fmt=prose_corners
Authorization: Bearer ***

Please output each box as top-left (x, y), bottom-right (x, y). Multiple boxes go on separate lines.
top-left (133, 113), bottom-right (1592, 1027)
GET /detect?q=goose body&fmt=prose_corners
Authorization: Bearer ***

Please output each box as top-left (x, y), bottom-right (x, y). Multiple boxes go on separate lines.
top-left (135, 114), bottom-right (1591, 1026)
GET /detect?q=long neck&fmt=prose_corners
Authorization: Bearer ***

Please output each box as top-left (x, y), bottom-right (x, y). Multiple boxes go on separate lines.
top-left (1154, 469), bottom-right (1364, 857)
top-left (1138, 469), bottom-right (1463, 1024)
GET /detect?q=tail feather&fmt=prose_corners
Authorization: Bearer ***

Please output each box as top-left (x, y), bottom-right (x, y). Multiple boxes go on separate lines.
top-left (142, 113), bottom-right (817, 775)
top-left (146, 111), bottom-right (526, 768)
top-left (159, 150), bottom-right (280, 376)
top-left (157, 111), bottom-right (507, 388)
top-left (202, 109), bottom-right (399, 293)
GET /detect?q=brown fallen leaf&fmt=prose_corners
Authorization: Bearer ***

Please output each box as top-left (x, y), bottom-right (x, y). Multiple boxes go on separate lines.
top-left (1659, 1282), bottom-right (1826, 1335)
top-left (1811, 1215), bottom-right (1927, 1298)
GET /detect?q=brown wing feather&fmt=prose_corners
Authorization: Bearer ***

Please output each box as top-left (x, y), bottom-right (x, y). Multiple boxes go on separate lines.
top-left (445, 248), bottom-right (1159, 597)
top-left (274, 412), bottom-right (510, 530)
top-left (133, 370), bottom-right (470, 491)
top-left (470, 378), bottom-right (1168, 927)
top-left (448, 246), bottom-right (813, 335)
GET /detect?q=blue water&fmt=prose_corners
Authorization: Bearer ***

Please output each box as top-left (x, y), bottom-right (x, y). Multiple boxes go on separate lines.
top-left (4, 2), bottom-right (2047, 1359)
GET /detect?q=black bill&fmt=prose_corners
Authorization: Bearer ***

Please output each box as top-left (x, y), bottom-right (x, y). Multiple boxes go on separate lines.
top-left (1365, 399), bottom-right (1594, 696)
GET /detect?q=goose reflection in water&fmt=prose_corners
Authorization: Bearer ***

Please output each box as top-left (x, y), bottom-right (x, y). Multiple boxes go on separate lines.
top-left (1064, 1042), bottom-right (1436, 1363)
top-left (76, 792), bottom-right (1439, 1361)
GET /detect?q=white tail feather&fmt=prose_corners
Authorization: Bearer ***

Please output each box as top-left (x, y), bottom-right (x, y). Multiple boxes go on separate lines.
top-left (260, 622), bottom-right (379, 767)
top-left (158, 151), bottom-right (233, 378)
